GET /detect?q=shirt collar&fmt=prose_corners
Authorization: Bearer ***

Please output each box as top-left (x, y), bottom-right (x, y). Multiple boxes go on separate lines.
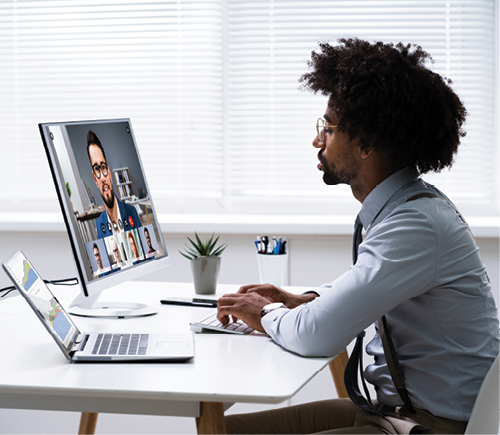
top-left (358, 167), bottom-right (418, 230)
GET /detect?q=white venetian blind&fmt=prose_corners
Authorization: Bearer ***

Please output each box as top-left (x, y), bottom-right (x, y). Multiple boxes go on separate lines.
top-left (0, 0), bottom-right (224, 213)
top-left (227, 0), bottom-right (498, 216)
top-left (0, 0), bottom-right (497, 217)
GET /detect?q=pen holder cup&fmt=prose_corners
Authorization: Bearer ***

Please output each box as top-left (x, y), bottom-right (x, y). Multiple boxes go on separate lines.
top-left (256, 253), bottom-right (288, 288)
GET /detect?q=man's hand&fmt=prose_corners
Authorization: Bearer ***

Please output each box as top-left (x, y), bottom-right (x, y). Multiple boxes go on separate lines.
top-left (217, 284), bottom-right (319, 333)
top-left (237, 283), bottom-right (317, 309)
top-left (217, 292), bottom-right (272, 333)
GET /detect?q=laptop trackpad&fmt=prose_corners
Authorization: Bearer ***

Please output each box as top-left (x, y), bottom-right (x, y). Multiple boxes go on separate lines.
top-left (156, 340), bottom-right (190, 351)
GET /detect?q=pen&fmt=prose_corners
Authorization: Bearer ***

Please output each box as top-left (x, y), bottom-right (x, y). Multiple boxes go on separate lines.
top-left (277, 236), bottom-right (282, 255)
top-left (255, 236), bottom-right (261, 253)
top-left (257, 235), bottom-right (287, 254)
top-left (264, 236), bottom-right (270, 254)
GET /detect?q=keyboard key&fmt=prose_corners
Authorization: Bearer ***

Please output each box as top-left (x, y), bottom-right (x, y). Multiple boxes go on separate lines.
top-left (108, 334), bottom-right (121, 355)
top-left (119, 334), bottom-right (130, 355)
top-left (138, 335), bottom-right (149, 355)
top-left (98, 333), bottom-right (112, 355)
top-left (92, 334), bottom-right (103, 355)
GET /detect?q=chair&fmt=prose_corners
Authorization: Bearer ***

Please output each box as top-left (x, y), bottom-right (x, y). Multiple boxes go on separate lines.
top-left (329, 351), bottom-right (500, 435)
top-left (465, 354), bottom-right (499, 435)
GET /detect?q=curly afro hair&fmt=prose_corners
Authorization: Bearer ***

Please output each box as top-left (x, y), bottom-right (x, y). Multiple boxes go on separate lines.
top-left (299, 38), bottom-right (467, 174)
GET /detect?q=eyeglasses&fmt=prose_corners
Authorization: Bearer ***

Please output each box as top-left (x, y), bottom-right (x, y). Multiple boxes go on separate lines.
top-left (92, 162), bottom-right (109, 179)
top-left (316, 118), bottom-right (338, 141)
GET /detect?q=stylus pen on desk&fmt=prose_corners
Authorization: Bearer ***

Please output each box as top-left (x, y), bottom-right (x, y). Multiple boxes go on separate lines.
top-left (160, 299), bottom-right (217, 308)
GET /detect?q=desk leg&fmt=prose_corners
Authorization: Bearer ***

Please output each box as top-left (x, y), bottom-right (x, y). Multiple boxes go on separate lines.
top-left (196, 401), bottom-right (227, 434)
top-left (78, 412), bottom-right (98, 435)
top-left (329, 349), bottom-right (349, 399)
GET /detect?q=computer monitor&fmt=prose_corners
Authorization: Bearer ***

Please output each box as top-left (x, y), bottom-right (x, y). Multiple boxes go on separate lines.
top-left (39, 119), bottom-right (169, 318)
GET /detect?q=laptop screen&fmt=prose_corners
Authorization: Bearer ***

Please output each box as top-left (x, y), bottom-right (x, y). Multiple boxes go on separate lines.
top-left (3, 251), bottom-right (78, 352)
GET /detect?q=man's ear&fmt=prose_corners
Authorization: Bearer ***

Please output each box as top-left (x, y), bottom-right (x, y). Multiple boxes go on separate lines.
top-left (359, 143), bottom-right (374, 159)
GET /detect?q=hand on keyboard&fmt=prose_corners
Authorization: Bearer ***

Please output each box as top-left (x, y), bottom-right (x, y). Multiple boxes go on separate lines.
top-left (190, 312), bottom-right (254, 334)
top-left (216, 291), bottom-right (272, 333)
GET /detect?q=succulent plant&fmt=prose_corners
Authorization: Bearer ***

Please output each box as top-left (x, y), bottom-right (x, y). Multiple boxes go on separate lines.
top-left (179, 232), bottom-right (227, 260)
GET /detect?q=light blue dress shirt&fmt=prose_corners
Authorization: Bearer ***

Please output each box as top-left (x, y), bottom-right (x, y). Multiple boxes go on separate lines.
top-left (262, 167), bottom-right (499, 421)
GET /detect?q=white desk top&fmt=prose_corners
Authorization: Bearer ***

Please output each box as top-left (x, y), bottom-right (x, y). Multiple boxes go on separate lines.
top-left (0, 281), bottom-right (331, 417)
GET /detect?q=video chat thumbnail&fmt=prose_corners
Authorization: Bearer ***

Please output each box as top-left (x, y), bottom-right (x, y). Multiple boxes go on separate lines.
top-left (86, 224), bottom-right (159, 277)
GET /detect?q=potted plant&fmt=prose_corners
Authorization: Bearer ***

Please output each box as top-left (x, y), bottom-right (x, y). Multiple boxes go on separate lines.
top-left (179, 232), bottom-right (227, 295)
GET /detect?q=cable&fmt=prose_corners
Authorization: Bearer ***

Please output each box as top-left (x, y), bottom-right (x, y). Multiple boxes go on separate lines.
top-left (43, 277), bottom-right (79, 286)
top-left (0, 277), bottom-right (79, 298)
top-left (0, 286), bottom-right (15, 298)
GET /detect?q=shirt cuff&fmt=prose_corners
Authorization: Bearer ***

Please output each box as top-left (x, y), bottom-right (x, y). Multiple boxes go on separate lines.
top-left (261, 307), bottom-right (289, 335)
top-left (303, 290), bottom-right (320, 297)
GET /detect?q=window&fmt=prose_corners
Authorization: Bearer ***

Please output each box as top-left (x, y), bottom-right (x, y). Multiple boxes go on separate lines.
top-left (1, 0), bottom-right (498, 218)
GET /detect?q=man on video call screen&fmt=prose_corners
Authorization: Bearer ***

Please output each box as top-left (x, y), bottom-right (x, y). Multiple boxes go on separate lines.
top-left (86, 130), bottom-right (142, 238)
top-left (57, 120), bottom-right (164, 281)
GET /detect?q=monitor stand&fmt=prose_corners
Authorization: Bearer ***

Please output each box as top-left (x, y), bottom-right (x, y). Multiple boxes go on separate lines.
top-left (68, 290), bottom-right (158, 318)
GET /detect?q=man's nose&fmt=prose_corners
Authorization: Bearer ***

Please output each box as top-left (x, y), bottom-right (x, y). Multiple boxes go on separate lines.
top-left (312, 135), bottom-right (325, 149)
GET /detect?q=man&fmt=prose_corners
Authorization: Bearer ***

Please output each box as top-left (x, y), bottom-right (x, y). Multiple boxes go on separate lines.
top-left (143, 227), bottom-right (156, 255)
top-left (92, 243), bottom-right (104, 274)
top-left (110, 237), bottom-right (122, 267)
top-left (217, 38), bottom-right (499, 434)
top-left (86, 130), bottom-right (142, 239)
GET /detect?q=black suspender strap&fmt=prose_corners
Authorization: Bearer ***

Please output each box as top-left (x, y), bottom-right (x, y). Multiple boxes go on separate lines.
top-left (379, 316), bottom-right (415, 413)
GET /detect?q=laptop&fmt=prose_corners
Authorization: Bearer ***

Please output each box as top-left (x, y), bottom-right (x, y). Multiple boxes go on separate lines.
top-left (2, 250), bottom-right (194, 363)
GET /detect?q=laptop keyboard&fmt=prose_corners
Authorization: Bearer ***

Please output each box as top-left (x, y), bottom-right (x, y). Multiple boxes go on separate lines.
top-left (92, 333), bottom-right (149, 355)
top-left (190, 312), bottom-right (254, 335)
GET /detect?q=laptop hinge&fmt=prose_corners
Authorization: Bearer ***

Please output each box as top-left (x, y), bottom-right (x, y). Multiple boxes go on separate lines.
top-left (71, 333), bottom-right (89, 352)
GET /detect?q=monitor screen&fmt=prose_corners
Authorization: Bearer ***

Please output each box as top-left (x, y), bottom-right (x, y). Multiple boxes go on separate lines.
top-left (39, 119), bottom-right (169, 317)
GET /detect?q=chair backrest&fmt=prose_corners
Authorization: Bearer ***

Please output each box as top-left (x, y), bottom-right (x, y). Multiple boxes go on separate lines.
top-left (465, 354), bottom-right (499, 435)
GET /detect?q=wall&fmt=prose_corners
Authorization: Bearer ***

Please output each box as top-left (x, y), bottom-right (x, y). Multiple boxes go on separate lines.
top-left (0, 230), bottom-right (498, 434)
top-left (0, 231), bottom-right (498, 300)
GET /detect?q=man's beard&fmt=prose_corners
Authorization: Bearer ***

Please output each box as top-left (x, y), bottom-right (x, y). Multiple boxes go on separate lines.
top-left (318, 151), bottom-right (357, 186)
top-left (101, 187), bottom-right (116, 209)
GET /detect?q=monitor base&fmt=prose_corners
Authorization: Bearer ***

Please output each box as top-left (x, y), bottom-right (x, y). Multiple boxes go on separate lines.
top-left (69, 301), bottom-right (158, 318)
top-left (68, 291), bottom-right (158, 318)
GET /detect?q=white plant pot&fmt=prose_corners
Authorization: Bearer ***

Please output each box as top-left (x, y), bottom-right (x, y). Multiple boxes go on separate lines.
top-left (190, 256), bottom-right (221, 295)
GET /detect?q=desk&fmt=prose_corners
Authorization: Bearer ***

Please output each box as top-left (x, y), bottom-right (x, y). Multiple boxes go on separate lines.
top-left (0, 281), bottom-right (332, 434)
